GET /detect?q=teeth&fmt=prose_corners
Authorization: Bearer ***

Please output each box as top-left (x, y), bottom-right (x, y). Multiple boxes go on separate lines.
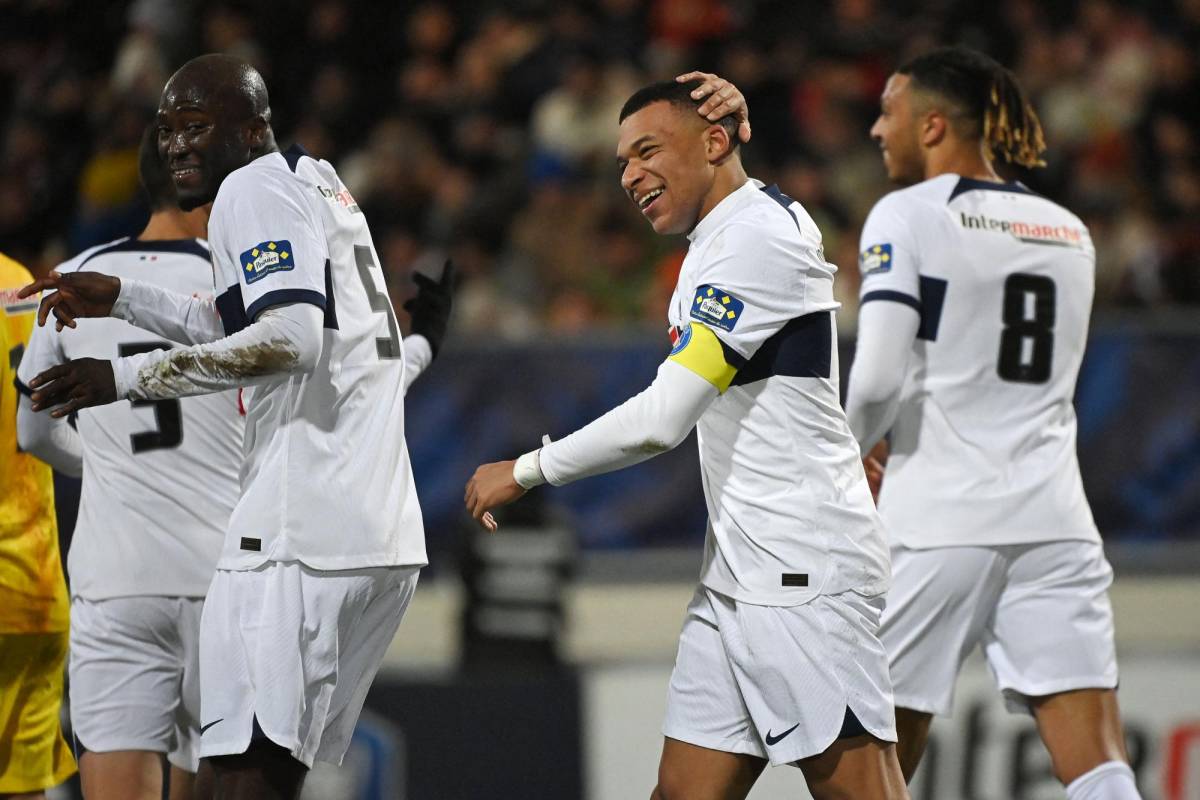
top-left (639, 188), bottom-right (664, 209)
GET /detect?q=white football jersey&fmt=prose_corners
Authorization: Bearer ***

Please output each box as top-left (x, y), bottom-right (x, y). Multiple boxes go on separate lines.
top-left (205, 145), bottom-right (426, 571)
top-left (857, 174), bottom-right (1099, 547)
top-left (17, 238), bottom-right (241, 599)
top-left (669, 179), bottom-right (890, 606)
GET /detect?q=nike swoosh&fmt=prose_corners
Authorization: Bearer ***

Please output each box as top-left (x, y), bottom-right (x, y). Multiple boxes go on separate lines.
top-left (199, 719), bottom-right (224, 735)
top-left (764, 723), bottom-right (801, 746)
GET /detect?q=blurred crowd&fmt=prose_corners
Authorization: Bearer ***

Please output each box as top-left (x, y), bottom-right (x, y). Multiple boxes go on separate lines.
top-left (1, 0), bottom-right (1197, 341)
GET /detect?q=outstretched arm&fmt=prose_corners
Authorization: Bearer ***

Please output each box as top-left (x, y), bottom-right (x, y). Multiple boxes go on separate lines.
top-left (28, 303), bottom-right (322, 417)
top-left (19, 270), bottom-right (225, 345)
top-left (112, 278), bottom-right (226, 345)
top-left (464, 359), bottom-right (718, 530)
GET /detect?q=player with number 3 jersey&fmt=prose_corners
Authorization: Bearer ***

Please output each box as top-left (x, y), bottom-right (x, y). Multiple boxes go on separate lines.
top-left (16, 125), bottom-right (238, 800)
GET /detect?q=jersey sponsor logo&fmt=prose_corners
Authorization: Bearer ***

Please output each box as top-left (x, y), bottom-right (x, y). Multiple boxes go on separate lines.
top-left (958, 212), bottom-right (1085, 248)
top-left (859, 243), bottom-right (893, 275)
top-left (240, 240), bottom-right (295, 283)
top-left (690, 285), bottom-right (743, 332)
top-left (668, 324), bottom-right (692, 355)
top-left (0, 287), bottom-right (38, 314)
top-left (317, 184), bottom-right (361, 214)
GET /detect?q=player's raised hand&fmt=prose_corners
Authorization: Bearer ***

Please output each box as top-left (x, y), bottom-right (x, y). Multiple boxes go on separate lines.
top-left (863, 440), bottom-right (889, 505)
top-left (18, 270), bottom-right (122, 331)
top-left (403, 260), bottom-right (456, 357)
top-left (28, 358), bottom-right (117, 418)
top-left (464, 460), bottom-right (525, 532)
top-left (676, 71), bottom-right (751, 143)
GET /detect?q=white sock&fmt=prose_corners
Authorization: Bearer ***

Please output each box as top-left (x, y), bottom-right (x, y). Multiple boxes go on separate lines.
top-left (1065, 761), bottom-right (1142, 800)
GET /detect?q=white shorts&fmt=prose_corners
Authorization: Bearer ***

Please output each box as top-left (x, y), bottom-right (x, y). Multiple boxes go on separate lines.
top-left (879, 540), bottom-right (1119, 717)
top-left (663, 586), bottom-right (897, 766)
top-left (70, 595), bottom-right (204, 772)
top-left (198, 561), bottom-right (418, 768)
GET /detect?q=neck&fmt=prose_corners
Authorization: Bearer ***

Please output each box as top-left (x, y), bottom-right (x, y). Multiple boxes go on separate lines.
top-left (138, 206), bottom-right (209, 241)
top-left (923, 139), bottom-right (1001, 183)
top-left (696, 160), bottom-right (749, 224)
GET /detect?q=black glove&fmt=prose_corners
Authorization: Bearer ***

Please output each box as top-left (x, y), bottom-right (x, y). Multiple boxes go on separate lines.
top-left (404, 260), bottom-right (455, 358)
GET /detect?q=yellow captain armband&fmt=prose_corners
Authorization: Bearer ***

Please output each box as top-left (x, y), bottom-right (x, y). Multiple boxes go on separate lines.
top-left (668, 322), bottom-right (739, 393)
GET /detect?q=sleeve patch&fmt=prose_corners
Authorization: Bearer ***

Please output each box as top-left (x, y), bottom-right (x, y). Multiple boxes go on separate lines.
top-left (240, 240), bottom-right (295, 284)
top-left (859, 243), bottom-right (893, 276)
top-left (690, 284), bottom-right (744, 332)
top-left (669, 322), bottom-right (739, 393)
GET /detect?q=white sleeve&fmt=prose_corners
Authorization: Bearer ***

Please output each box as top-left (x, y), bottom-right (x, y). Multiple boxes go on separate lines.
top-left (689, 220), bottom-right (826, 362)
top-left (208, 169), bottom-right (330, 331)
top-left (16, 394), bottom-right (82, 476)
top-left (538, 359), bottom-right (717, 486)
top-left (857, 192), bottom-right (922, 309)
top-left (111, 278), bottom-right (226, 345)
top-left (111, 302), bottom-right (323, 401)
top-left (13, 305), bottom-right (83, 475)
top-left (402, 334), bottom-right (432, 394)
top-left (844, 300), bottom-right (920, 452)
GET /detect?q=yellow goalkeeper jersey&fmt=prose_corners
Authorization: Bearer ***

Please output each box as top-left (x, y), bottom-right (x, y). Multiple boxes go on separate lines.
top-left (0, 253), bottom-right (68, 633)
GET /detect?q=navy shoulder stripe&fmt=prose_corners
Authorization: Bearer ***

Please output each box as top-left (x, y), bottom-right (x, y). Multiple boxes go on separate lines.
top-left (759, 184), bottom-right (801, 233)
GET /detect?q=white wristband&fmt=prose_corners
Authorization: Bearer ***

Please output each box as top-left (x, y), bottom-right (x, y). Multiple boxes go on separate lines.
top-left (513, 448), bottom-right (546, 489)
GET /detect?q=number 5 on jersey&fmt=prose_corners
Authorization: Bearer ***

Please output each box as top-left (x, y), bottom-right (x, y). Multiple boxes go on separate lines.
top-left (352, 245), bottom-right (402, 360)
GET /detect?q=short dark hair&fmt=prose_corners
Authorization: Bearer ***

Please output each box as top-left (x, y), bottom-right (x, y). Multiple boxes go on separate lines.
top-left (138, 122), bottom-right (176, 211)
top-left (898, 46), bottom-right (1046, 169)
top-left (619, 79), bottom-right (740, 152)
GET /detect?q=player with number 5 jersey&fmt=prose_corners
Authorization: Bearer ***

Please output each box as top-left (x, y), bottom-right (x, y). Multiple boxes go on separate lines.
top-left (20, 55), bottom-right (453, 799)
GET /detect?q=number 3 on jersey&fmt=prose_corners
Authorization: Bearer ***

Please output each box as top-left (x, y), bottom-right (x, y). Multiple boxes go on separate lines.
top-left (997, 273), bottom-right (1055, 384)
top-left (119, 342), bottom-right (183, 453)
top-left (352, 245), bottom-right (402, 360)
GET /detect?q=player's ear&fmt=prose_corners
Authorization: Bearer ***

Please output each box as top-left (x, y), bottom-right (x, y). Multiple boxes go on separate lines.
top-left (245, 115), bottom-right (269, 151)
top-left (920, 110), bottom-right (947, 149)
top-left (704, 123), bottom-right (735, 165)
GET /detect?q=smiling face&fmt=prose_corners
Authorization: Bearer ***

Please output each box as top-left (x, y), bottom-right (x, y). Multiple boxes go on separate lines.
top-left (869, 73), bottom-right (926, 185)
top-left (616, 101), bottom-right (717, 236)
top-left (156, 79), bottom-right (255, 210)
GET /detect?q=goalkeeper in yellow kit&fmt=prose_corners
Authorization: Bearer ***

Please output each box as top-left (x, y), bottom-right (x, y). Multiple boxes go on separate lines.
top-left (1, 251), bottom-right (75, 799)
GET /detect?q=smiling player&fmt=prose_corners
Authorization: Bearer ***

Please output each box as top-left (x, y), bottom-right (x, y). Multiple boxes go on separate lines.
top-left (466, 79), bottom-right (907, 800)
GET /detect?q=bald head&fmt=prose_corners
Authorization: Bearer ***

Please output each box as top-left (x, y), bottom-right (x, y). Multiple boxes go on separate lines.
top-left (163, 54), bottom-right (271, 124)
top-left (157, 53), bottom-right (278, 210)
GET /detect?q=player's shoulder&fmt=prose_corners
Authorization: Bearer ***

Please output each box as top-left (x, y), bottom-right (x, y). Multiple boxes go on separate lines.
top-left (867, 175), bottom-right (957, 221)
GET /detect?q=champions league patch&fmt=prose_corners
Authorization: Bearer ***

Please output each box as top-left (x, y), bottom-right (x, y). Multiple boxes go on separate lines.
top-left (859, 243), bottom-right (893, 275)
top-left (690, 285), bottom-right (743, 332)
top-left (240, 240), bottom-right (295, 284)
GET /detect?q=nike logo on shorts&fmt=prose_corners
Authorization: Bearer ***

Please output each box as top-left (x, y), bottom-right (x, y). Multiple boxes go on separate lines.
top-left (199, 719), bottom-right (224, 735)
top-left (765, 722), bottom-right (800, 746)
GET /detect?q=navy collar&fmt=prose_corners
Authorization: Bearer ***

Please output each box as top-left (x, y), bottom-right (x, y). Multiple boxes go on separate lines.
top-left (948, 176), bottom-right (1035, 203)
top-left (79, 237), bottom-right (209, 268)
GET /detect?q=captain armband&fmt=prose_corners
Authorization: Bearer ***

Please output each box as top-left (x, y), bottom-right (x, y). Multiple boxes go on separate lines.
top-left (667, 322), bottom-right (740, 393)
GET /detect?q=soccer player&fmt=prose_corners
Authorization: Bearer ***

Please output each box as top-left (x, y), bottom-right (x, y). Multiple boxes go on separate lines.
top-left (466, 80), bottom-right (908, 800)
top-left (0, 251), bottom-right (76, 800)
top-left (20, 54), bottom-right (451, 800)
top-left (683, 48), bottom-right (1143, 800)
top-left (16, 123), bottom-right (238, 800)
